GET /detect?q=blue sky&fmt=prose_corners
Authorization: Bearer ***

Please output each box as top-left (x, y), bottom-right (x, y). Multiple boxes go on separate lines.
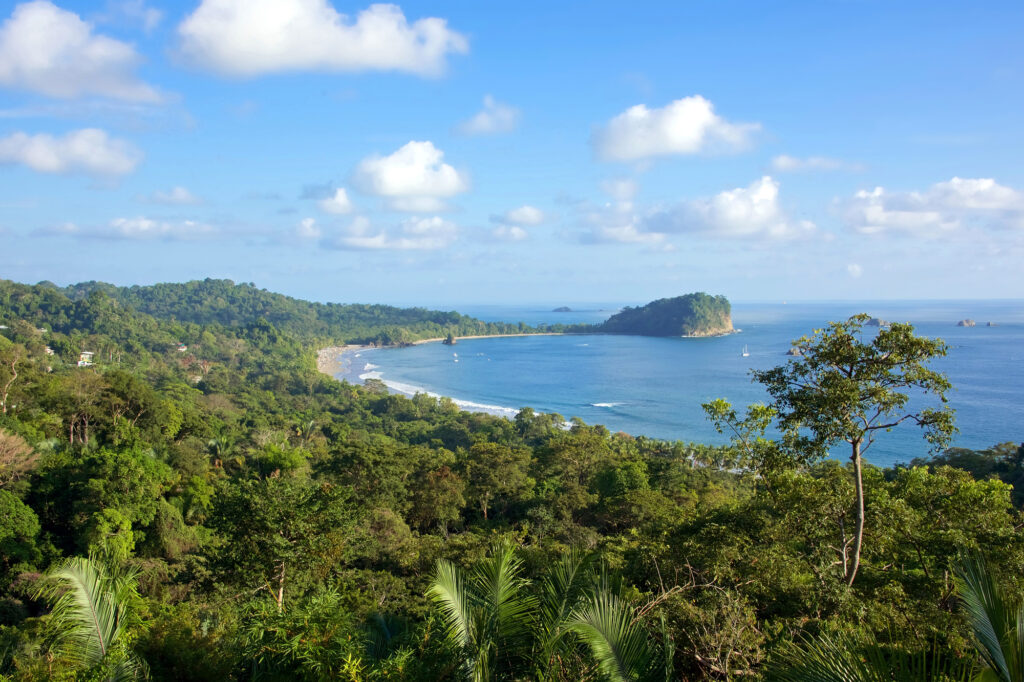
top-left (1, 0), bottom-right (1022, 305)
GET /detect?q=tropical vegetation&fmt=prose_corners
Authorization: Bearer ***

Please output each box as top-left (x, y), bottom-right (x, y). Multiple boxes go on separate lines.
top-left (0, 277), bottom-right (1020, 680)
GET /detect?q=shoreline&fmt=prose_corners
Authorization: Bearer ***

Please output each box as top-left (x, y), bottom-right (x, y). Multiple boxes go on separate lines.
top-left (315, 333), bottom-right (570, 377)
top-left (316, 328), bottom-right (742, 383)
top-left (316, 344), bottom-right (369, 378)
top-left (410, 331), bottom-right (567, 346)
top-left (314, 328), bottom-right (743, 418)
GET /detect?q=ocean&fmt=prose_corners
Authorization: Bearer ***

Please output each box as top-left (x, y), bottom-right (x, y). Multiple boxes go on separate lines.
top-left (333, 301), bottom-right (1024, 469)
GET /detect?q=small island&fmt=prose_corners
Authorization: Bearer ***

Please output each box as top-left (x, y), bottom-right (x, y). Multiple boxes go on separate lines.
top-left (552, 306), bottom-right (573, 312)
top-left (597, 292), bottom-right (733, 337)
top-left (958, 319), bottom-right (976, 327)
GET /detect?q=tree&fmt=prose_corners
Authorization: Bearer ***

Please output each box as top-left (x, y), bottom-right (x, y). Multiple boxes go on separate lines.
top-left (0, 489), bottom-right (42, 582)
top-left (0, 427), bottom-right (38, 489)
top-left (751, 314), bottom-right (955, 586)
top-left (0, 339), bottom-right (24, 415)
top-left (33, 554), bottom-right (146, 680)
top-left (428, 540), bottom-right (669, 682)
top-left (462, 442), bottom-right (533, 521)
top-left (209, 478), bottom-right (355, 612)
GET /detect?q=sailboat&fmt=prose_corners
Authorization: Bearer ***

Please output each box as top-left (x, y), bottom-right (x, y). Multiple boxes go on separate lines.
top-left (741, 345), bottom-right (750, 357)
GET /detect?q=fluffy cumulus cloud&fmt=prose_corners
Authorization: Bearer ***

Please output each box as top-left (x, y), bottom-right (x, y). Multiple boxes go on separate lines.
top-left (771, 155), bottom-right (858, 172)
top-left (579, 201), bottom-right (664, 246)
top-left (642, 176), bottom-right (814, 240)
top-left (592, 95), bottom-right (760, 162)
top-left (0, 128), bottom-right (142, 175)
top-left (843, 177), bottom-right (1024, 235)
top-left (352, 141), bottom-right (467, 211)
top-left (492, 205), bottom-right (544, 227)
top-left (149, 186), bottom-right (201, 205)
top-left (490, 225), bottom-right (528, 242)
top-left (317, 188), bottom-right (354, 214)
top-left (323, 215), bottom-right (456, 250)
top-left (39, 217), bottom-right (213, 240)
top-left (177, 0), bottom-right (468, 77)
top-left (456, 95), bottom-right (521, 135)
top-left (487, 205), bottom-right (543, 241)
top-left (0, 1), bottom-right (160, 101)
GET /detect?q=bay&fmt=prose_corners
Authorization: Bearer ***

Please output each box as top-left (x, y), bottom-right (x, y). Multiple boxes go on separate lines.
top-left (338, 301), bottom-right (1024, 468)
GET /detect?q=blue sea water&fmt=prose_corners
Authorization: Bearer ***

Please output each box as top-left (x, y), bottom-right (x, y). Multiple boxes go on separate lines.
top-left (336, 302), bottom-right (1024, 469)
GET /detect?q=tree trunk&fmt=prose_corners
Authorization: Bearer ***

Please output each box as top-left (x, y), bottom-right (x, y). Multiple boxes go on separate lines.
top-left (845, 440), bottom-right (865, 586)
top-left (276, 562), bottom-right (285, 613)
top-left (1, 350), bottom-right (19, 415)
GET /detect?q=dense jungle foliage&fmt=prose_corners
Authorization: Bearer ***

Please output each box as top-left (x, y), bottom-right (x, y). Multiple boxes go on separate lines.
top-left (0, 277), bottom-right (1020, 680)
top-left (57, 279), bottom-right (542, 347)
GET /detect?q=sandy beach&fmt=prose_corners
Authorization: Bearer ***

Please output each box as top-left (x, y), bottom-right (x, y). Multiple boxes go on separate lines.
top-left (316, 333), bottom-right (569, 380)
top-left (315, 345), bottom-right (370, 379)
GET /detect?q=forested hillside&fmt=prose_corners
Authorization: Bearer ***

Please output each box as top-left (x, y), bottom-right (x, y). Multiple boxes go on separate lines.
top-left (0, 279), bottom-right (1020, 680)
top-left (62, 278), bottom-right (539, 346)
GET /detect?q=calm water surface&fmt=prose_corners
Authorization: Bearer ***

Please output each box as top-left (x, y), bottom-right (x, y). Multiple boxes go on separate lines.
top-left (336, 301), bottom-right (1024, 468)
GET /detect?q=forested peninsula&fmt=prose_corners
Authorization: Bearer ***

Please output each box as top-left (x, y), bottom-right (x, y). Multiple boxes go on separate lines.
top-left (597, 292), bottom-right (733, 337)
top-left (0, 277), bottom-right (1021, 680)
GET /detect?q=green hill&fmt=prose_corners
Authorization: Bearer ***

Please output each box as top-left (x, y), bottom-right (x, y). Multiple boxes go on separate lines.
top-left (598, 292), bottom-right (733, 337)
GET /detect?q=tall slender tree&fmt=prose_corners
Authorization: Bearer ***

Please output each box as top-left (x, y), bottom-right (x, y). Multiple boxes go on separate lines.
top-left (751, 314), bottom-right (955, 585)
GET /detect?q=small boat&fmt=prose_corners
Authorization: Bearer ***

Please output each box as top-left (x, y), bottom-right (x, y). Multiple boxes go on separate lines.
top-left (741, 345), bottom-right (750, 357)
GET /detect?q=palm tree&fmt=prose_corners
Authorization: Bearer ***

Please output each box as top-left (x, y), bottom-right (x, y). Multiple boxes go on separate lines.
top-left (34, 554), bottom-right (146, 680)
top-left (955, 554), bottom-right (1024, 682)
top-left (427, 540), bottom-right (669, 681)
top-left (428, 539), bottom-right (536, 681)
top-left (767, 632), bottom-right (975, 681)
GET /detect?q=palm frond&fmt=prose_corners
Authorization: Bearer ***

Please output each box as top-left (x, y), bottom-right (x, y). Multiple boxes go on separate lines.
top-left (955, 553), bottom-right (1024, 682)
top-left (567, 589), bottom-right (654, 682)
top-left (768, 632), bottom-right (976, 682)
top-left (538, 549), bottom-right (596, 663)
top-left (471, 539), bottom-right (536, 645)
top-left (427, 559), bottom-right (476, 652)
top-left (33, 554), bottom-right (143, 680)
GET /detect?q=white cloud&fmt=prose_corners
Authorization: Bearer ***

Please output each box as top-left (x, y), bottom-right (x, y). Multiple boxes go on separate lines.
top-left (177, 0), bottom-right (468, 77)
top-left (0, 128), bottom-right (142, 175)
top-left (488, 205), bottom-right (544, 240)
top-left (388, 196), bottom-right (447, 212)
top-left (843, 177), bottom-right (1024, 235)
top-left (501, 205), bottom-right (545, 226)
top-left (491, 225), bottom-right (528, 241)
top-left (579, 200), bottom-right (664, 246)
top-left (324, 215), bottom-right (456, 250)
top-left (296, 217), bottom-right (321, 240)
top-left (106, 217), bottom-right (212, 239)
top-left (456, 95), bottom-right (520, 135)
top-left (772, 154), bottom-right (859, 172)
top-left (600, 178), bottom-right (638, 202)
top-left (317, 187), bottom-right (354, 214)
top-left (847, 263), bottom-right (863, 278)
top-left (0, 1), bottom-right (160, 101)
top-left (642, 176), bottom-right (814, 240)
top-left (352, 141), bottom-right (467, 211)
top-left (149, 186), bottom-right (201, 205)
top-left (38, 216), bottom-right (213, 240)
top-left (592, 95), bottom-right (760, 162)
